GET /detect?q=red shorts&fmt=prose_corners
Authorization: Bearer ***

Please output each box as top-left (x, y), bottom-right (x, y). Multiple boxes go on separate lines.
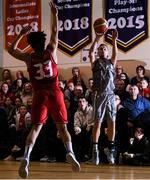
top-left (31, 87), bottom-right (67, 124)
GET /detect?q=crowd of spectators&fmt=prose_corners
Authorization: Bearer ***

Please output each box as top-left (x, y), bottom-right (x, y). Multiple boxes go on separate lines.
top-left (0, 65), bottom-right (150, 165)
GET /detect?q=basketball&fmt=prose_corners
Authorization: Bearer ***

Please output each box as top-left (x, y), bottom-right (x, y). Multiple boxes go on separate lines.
top-left (93, 18), bottom-right (108, 35)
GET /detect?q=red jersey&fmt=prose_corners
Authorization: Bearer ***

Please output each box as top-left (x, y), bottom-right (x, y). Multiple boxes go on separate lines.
top-left (140, 88), bottom-right (150, 100)
top-left (27, 46), bottom-right (67, 124)
top-left (27, 46), bottom-right (58, 90)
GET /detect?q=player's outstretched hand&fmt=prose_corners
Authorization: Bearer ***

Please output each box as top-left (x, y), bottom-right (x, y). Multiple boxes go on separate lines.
top-left (49, 0), bottom-right (58, 15)
top-left (112, 29), bottom-right (118, 40)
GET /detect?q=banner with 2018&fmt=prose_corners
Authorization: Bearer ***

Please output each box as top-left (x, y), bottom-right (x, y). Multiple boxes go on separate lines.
top-left (105, 0), bottom-right (148, 52)
top-left (55, 0), bottom-right (92, 56)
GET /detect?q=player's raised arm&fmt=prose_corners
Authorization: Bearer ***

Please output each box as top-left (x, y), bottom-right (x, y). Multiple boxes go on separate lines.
top-left (48, 1), bottom-right (58, 62)
top-left (111, 29), bottom-right (118, 67)
top-left (8, 26), bottom-right (31, 62)
top-left (89, 35), bottom-right (102, 68)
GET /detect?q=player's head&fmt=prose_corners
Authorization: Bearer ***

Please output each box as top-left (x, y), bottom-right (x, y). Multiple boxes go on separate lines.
top-left (98, 43), bottom-right (109, 59)
top-left (27, 31), bottom-right (46, 52)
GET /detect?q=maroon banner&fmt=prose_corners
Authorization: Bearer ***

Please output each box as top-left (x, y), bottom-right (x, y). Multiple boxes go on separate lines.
top-left (5, 0), bottom-right (41, 52)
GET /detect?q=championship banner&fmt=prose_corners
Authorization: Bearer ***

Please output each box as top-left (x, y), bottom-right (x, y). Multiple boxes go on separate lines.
top-left (5, 0), bottom-right (41, 53)
top-left (105, 0), bottom-right (148, 52)
top-left (55, 0), bottom-right (92, 56)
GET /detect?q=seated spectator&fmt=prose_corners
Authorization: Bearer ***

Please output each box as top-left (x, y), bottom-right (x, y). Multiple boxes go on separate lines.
top-left (12, 78), bottom-right (23, 97)
top-left (13, 70), bottom-right (29, 87)
top-left (68, 67), bottom-right (87, 93)
top-left (0, 82), bottom-right (16, 103)
top-left (64, 81), bottom-right (75, 102)
top-left (131, 65), bottom-right (149, 85)
top-left (114, 79), bottom-right (129, 101)
top-left (59, 79), bottom-right (66, 93)
top-left (73, 96), bottom-right (93, 161)
top-left (0, 69), bottom-right (13, 87)
top-left (122, 85), bottom-right (150, 126)
top-left (139, 78), bottom-right (150, 101)
top-left (120, 72), bottom-right (130, 87)
top-left (26, 97), bottom-right (33, 114)
top-left (4, 105), bottom-right (32, 161)
top-left (20, 82), bottom-right (33, 105)
top-left (5, 78), bottom-right (14, 92)
top-left (115, 95), bottom-right (131, 154)
top-left (71, 85), bottom-right (84, 114)
top-left (122, 127), bottom-right (150, 165)
top-left (85, 78), bottom-right (93, 105)
top-left (115, 65), bottom-right (124, 80)
top-left (121, 85), bottom-right (150, 141)
top-left (6, 97), bottom-right (23, 149)
top-left (4, 97), bottom-right (15, 125)
top-left (13, 97), bottom-right (23, 118)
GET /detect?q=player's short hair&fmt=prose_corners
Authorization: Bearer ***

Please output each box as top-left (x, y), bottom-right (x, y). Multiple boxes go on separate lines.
top-left (27, 31), bottom-right (46, 51)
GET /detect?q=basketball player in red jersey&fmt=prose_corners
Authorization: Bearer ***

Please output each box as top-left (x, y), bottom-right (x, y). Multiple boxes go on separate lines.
top-left (8, 1), bottom-right (80, 178)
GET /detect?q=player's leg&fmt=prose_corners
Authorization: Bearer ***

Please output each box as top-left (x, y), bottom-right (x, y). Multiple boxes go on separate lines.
top-left (56, 123), bottom-right (81, 172)
top-left (90, 121), bottom-right (101, 165)
top-left (104, 94), bottom-right (116, 164)
top-left (18, 124), bottom-right (43, 178)
top-left (104, 119), bottom-right (116, 164)
top-left (19, 91), bottom-right (47, 178)
top-left (51, 88), bottom-right (80, 171)
top-left (89, 92), bottom-right (104, 165)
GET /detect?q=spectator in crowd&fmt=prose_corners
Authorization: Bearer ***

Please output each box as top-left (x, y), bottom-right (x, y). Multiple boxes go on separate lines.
top-left (4, 97), bottom-right (15, 125)
top-left (115, 95), bottom-right (130, 155)
top-left (12, 78), bottom-right (23, 97)
top-left (120, 84), bottom-right (150, 148)
top-left (114, 79), bottom-right (129, 101)
top-left (13, 70), bottom-right (29, 86)
top-left (115, 65), bottom-right (123, 80)
top-left (122, 85), bottom-right (150, 128)
top-left (68, 67), bottom-right (87, 93)
top-left (0, 82), bottom-right (16, 103)
top-left (6, 97), bottom-right (23, 149)
top-left (0, 69), bottom-right (13, 86)
top-left (13, 97), bottom-right (23, 117)
top-left (85, 78), bottom-right (93, 105)
top-left (139, 78), bottom-right (150, 101)
top-left (64, 81), bottom-right (75, 103)
top-left (74, 96), bottom-right (93, 162)
top-left (5, 78), bottom-right (14, 92)
top-left (122, 127), bottom-right (150, 165)
top-left (4, 105), bottom-right (32, 161)
top-left (131, 65), bottom-right (149, 85)
top-left (59, 79), bottom-right (66, 93)
top-left (120, 72), bottom-right (130, 87)
top-left (26, 97), bottom-right (33, 114)
top-left (71, 85), bottom-right (84, 114)
top-left (20, 82), bottom-right (33, 105)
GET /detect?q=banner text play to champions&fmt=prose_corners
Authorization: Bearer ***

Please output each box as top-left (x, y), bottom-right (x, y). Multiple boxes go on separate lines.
top-left (5, 0), bottom-right (41, 52)
top-left (105, 0), bottom-right (148, 52)
top-left (55, 0), bottom-right (92, 56)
